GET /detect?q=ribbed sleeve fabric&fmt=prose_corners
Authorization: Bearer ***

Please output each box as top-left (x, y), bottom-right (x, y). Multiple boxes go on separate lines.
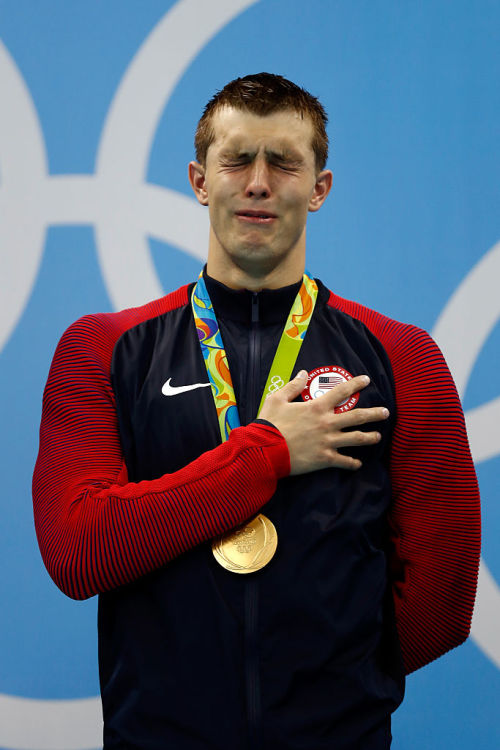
top-left (328, 291), bottom-right (481, 674)
top-left (32, 289), bottom-right (290, 601)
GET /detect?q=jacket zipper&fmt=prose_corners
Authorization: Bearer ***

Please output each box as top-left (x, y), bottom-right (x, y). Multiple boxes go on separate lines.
top-left (245, 292), bottom-right (262, 748)
top-left (249, 292), bottom-right (260, 421)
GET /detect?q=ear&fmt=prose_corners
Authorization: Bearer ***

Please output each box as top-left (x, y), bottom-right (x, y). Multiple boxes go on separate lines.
top-left (308, 169), bottom-right (333, 213)
top-left (188, 161), bottom-right (209, 206)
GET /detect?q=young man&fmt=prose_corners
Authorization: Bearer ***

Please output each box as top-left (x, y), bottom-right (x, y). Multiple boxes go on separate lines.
top-left (33, 73), bottom-right (480, 749)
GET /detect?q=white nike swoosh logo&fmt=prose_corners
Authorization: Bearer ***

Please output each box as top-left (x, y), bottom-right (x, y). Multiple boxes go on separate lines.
top-left (161, 378), bottom-right (211, 396)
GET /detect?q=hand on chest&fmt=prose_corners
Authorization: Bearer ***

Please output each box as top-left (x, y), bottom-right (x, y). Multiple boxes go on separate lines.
top-left (114, 303), bottom-right (395, 481)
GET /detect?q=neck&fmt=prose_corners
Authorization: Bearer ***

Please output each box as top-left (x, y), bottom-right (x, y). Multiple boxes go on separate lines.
top-left (206, 226), bottom-right (307, 290)
top-left (206, 266), bottom-right (303, 291)
top-left (206, 255), bottom-right (305, 292)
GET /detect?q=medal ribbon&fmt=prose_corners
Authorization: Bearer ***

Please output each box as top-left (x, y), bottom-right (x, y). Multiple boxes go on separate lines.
top-left (191, 271), bottom-right (318, 442)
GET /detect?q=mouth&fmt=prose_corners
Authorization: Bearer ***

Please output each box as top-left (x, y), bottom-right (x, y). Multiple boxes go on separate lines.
top-left (235, 209), bottom-right (277, 224)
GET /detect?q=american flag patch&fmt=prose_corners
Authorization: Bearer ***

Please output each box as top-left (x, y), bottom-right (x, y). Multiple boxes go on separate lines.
top-left (318, 375), bottom-right (344, 389)
top-left (301, 365), bottom-right (359, 412)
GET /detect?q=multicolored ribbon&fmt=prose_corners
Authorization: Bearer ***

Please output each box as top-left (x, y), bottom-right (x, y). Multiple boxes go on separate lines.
top-left (191, 271), bottom-right (318, 442)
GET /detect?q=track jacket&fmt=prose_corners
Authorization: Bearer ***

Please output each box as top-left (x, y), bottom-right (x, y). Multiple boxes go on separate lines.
top-left (33, 273), bottom-right (480, 750)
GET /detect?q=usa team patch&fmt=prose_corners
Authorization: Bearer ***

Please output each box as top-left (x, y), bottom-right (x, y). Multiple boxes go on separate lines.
top-left (301, 365), bottom-right (360, 413)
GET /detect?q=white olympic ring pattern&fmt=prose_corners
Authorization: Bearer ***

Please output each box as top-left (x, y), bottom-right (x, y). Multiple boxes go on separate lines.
top-left (0, 0), bottom-right (498, 747)
top-left (268, 375), bottom-right (285, 392)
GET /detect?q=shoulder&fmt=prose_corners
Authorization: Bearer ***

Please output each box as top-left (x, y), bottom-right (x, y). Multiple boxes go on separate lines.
top-left (49, 285), bottom-right (191, 375)
top-left (324, 287), bottom-right (446, 374)
top-left (326, 288), bottom-right (429, 350)
top-left (321, 286), bottom-right (461, 418)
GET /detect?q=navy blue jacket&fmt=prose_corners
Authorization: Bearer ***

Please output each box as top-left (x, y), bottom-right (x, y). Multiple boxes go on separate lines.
top-left (33, 273), bottom-right (480, 750)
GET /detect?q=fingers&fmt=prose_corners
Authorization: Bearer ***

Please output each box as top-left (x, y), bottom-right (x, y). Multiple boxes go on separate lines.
top-left (333, 406), bottom-right (389, 429)
top-left (305, 428), bottom-right (381, 475)
top-left (267, 372), bottom-right (371, 408)
top-left (260, 370), bottom-right (390, 476)
top-left (263, 372), bottom-right (390, 427)
top-left (313, 374), bottom-right (370, 410)
top-left (326, 453), bottom-right (362, 472)
top-left (330, 429), bottom-right (382, 448)
top-left (272, 369), bottom-right (308, 402)
top-left (288, 441), bottom-right (364, 475)
top-left (305, 376), bottom-right (390, 429)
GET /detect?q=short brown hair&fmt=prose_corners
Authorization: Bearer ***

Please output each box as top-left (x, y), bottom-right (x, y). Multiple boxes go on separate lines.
top-left (195, 73), bottom-right (329, 171)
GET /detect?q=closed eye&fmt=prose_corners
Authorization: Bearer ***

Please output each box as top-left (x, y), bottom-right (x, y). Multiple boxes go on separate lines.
top-left (219, 151), bottom-right (252, 167)
top-left (273, 161), bottom-right (301, 172)
top-left (268, 154), bottom-right (303, 172)
top-left (222, 160), bottom-right (248, 167)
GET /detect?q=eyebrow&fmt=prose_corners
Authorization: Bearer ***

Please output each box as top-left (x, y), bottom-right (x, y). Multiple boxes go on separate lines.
top-left (220, 147), bottom-right (305, 164)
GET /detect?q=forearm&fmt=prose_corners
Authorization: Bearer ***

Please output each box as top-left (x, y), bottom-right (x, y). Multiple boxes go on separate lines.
top-left (32, 312), bottom-right (290, 600)
top-left (33, 421), bottom-right (289, 600)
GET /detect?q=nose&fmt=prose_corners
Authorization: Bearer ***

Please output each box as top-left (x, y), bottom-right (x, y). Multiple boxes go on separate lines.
top-left (245, 157), bottom-right (271, 199)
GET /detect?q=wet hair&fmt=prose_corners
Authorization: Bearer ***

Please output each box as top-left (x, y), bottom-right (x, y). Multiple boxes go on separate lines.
top-left (194, 72), bottom-right (329, 171)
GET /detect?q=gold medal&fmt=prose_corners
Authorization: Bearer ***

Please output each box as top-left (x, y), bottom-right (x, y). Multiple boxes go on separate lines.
top-left (212, 514), bottom-right (278, 574)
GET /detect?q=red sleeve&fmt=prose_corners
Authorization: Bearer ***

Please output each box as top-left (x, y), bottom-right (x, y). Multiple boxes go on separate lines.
top-left (32, 306), bottom-right (290, 601)
top-left (328, 292), bottom-right (481, 674)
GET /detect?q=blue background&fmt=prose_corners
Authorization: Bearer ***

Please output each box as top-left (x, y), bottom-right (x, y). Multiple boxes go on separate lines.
top-left (0, 1), bottom-right (498, 747)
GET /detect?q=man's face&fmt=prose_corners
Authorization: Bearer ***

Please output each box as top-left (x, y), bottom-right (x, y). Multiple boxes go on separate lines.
top-left (189, 106), bottom-right (332, 287)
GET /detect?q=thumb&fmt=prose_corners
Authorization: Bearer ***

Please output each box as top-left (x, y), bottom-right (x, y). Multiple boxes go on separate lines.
top-left (278, 370), bottom-right (308, 402)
